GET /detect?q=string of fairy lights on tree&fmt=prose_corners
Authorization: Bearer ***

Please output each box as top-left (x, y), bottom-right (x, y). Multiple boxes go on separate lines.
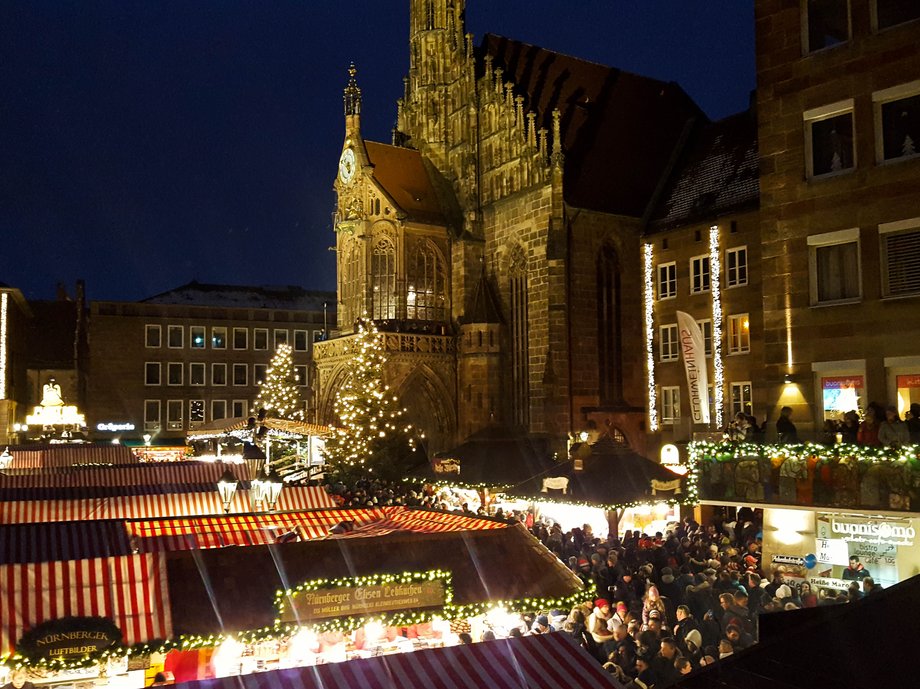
top-left (322, 318), bottom-right (421, 480)
top-left (643, 243), bottom-right (659, 432)
top-left (253, 343), bottom-right (304, 420)
top-left (709, 225), bottom-right (724, 428)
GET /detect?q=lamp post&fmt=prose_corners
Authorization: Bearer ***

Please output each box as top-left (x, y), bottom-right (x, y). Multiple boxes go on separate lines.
top-left (263, 469), bottom-right (284, 512)
top-left (250, 470), bottom-right (267, 510)
top-left (217, 469), bottom-right (239, 514)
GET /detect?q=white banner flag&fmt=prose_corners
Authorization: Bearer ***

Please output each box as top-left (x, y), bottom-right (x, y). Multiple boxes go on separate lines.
top-left (676, 311), bottom-right (710, 425)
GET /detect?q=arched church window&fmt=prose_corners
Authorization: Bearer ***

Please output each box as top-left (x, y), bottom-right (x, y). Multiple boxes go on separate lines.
top-left (372, 239), bottom-right (397, 320)
top-left (407, 241), bottom-right (447, 321)
top-left (426, 1), bottom-right (436, 29)
top-left (597, 244), bottom-right (623, 404)
top-left (508, 245), bottom-right (529, 427)
top-left (342, 243), bottom-right (361, 324)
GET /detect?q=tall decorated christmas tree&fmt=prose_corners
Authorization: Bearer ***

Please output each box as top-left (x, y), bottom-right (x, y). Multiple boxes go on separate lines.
top-left (254, 343), bottom-right (304, 420)
top-left (322, 318), bottom-right (421, 481)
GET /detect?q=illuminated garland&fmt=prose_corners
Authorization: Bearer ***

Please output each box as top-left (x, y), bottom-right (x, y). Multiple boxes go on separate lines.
top-left (689, 440), bottom-right (920, 466)
top-left (643, 244), bottom-right (659, 432)
top-left (0, 292), bottom-right (8, 399)
top-left (709, 225), bottom-right (724, 428)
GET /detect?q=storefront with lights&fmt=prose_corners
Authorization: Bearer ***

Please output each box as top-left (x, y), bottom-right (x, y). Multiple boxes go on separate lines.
top-left (0, 506), bottom-right (588, 686)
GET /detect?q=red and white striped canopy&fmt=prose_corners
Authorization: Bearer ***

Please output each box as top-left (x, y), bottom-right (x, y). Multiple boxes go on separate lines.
top-left (0, 461), bottom-right (253, 490)
top-left (175, 633), bottom-right (616, 689)
top-left (4, 445), bottom-right (139, 470)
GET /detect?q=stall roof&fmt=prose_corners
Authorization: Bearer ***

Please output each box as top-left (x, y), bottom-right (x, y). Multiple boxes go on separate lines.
top-left (174, 633), bottom-right (616, 689)
top-left (508, 438), bottom-right (686, 508)
top-left (186, 416), bottom-right (332, 441)
top-left (3, 444), bottom-right (138, 471)
top-left (674, 573), bottom-right (920, 689)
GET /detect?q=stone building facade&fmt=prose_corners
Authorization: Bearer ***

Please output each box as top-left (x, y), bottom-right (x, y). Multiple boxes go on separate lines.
top-left (314, 0), bottom-right (703, 455)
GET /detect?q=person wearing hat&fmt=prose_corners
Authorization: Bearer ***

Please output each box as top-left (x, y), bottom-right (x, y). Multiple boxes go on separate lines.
top-left (529, 614), bottom-right (552, 635)
top-left (588, 598), bottom-right (616, 648)
top-left (607, 601), bottom-right (629, 633)
top-left (879, 405), bottom-right (910, 447)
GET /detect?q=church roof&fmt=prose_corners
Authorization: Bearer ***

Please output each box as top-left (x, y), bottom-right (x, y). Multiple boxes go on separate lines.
top-left (479, 34), bottom-right (704, 217)
top-left (646, 108), bottom-right (759, 233)
top-left (365, 141), bottom-right (447, 225)
top-left (141, 281), bottom-right (334, 311)
top-left (460, 269), bottom-right (504, 324)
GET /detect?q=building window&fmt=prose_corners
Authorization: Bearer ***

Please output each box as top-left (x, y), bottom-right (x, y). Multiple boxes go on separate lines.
top-left (874, 0), bottom-right (920, 30)
top-left (167, 400), bottom-right (183, 431)
top-left (726, 246), bottom-right (748, 287)
top-left (804, 0), bottom-right (849, 53)
top-left (233, 363), bottom-right (248, 386)
top-left (661, 386), bottom-right (680, 425)
top-left (232, 400), bottom-right (248, 418)
top-left (211, 327), bottom-right (227, 349)
top-left (372, 239), bottom-right (397, 320)
top-left (896, 374), bottom-right (920, 418)
top-left (690, 255), bottom-right (710, 294)
top-left (254, 329), bottom-right (268, 350)
top-left (294, 330), bottom-right (308, 352)
top-left (254, 364), bottom-right (267, 385)
top-left (144, 400), bottom-right (161, 431)
top-left (408, 241), bottom-right (447, 321)
top-left (598, 245), bottom-right (623, 403)
top-left (295, 365), bottom-right (309, 387)
top-left (697, 319), bottom-right (713, 357)
top-left (313, 330), bottom-right (325, 343)
top-left (211, 400), bottom-right (227, 421)
top-left (189, 362), bottom-right (205, 386)
top-left (145, 362), bottom-right (161, 386)
top-left (145, 325), bottom-right (161, 348)
top-left (190, 326), bottom-right (206, 349)
top-left (873, 82), bottom-right (920, 163)
top-left (809, 228), bottom-right (861, 304)
top-left (821, 375), bottom-right (865, 421)
top-left (189, 399), bottom-right (205, 427)
top-left (342, 243), bottom-right (361, 325)
top-left (274, 329), bottom-right (289, 348)
top-left (167, 325), bottom-right (183, 349)
top-left (509, 246), bottom-right (529, 427)
top-left (880, 218), bottom-right (920, 297)
top-left (730, 381), bottom-right (753, 418)
top-left (212, 363), bottom-right (227, 386)
top-left (167, 362), bottom-right (183, 386)
top-left (804, 100), bottom-right (855, 178)
top-left (727, 314), bottom-right (751, 354)
top-left (657, 262), bottom-right (677, 300)
top-left (659, 324), bottom-right (679, 362)
top-left (233, 328), bottom-right (248, 350)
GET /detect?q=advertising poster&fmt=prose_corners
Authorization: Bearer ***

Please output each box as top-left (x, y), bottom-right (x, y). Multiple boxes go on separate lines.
top-left (814, 513), bottom-right (911, 590)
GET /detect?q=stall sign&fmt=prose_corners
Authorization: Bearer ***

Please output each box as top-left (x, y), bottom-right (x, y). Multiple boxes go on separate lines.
top-left (97, 422), bottom-right (136, 432)
top-left (771, 554), bottom-right (805, 566)
top-left (808, 577), bottom-right (850, 593)
top-left (17, 617), bottom-right (122, 661)
top-left (281, 580), bottom-right (447, 623)
top-left (830, 518), bottom-right (915, 547)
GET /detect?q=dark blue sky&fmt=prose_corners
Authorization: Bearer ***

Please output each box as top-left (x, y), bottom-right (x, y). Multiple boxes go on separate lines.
top-left (0, 1), bottom-right (754, 301)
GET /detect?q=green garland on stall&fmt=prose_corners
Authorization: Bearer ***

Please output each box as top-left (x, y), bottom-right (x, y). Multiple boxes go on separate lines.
top-left (689, 440), bottom-right (920, 465)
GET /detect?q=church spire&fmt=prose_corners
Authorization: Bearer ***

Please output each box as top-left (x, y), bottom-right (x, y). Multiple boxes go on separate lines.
top-left (344, 62), bottom-right (361, 117)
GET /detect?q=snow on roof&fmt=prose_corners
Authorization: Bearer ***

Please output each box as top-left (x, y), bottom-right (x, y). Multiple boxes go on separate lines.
top-left (142, 281), bottom-right (336, 311)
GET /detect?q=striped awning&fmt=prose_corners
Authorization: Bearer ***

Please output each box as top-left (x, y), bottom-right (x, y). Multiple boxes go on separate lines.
top-left (186, 417), bottom-right (331, 441)
top-left (0, 553), bottom-right (172, 653)
top-left (5, 445), bottom-right (139, 470)
top-left (173, 633), bottom-right (615, 689)
top-left (0, 486), bottom-right (336, 524)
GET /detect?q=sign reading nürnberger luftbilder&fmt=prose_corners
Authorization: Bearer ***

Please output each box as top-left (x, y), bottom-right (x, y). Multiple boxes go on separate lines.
top-left (17, 617), bottom-right (122, 662)
top-left (281, 580), bottom-right (446, 623)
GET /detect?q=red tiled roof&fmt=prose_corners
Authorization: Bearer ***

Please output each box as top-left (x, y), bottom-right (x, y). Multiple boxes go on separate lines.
top-left (365, 141), bottom-right (447, 225)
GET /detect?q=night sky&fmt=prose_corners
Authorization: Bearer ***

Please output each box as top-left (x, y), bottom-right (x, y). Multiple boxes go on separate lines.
top-left (1, 1), bottom-right (754, 302)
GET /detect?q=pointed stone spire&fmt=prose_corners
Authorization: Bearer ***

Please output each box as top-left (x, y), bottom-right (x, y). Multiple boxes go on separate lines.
top-left (344, 63), bottom-right (362, 117)
top-left (551, 109), bottom-right (564, 168)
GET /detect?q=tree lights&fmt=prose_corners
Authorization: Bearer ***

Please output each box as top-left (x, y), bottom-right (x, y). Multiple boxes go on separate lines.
top-left (709, 225), bottom-right (724, 428)
top-left (0, 292), bottom-right (8, 400)
top-left (643, 244), bottom-right (659, 432)
top-left (254, 344), bottom-right (304, 420)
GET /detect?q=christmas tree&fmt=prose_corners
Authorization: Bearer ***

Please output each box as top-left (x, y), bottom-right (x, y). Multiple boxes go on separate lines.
top-left (322, 318), bottom-right (421, 481)
top-left (254, 343), bottom-right (304, 420)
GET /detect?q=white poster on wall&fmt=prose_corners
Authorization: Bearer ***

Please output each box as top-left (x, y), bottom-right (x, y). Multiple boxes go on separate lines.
top-left (676, 311), bottom-right (710, 425)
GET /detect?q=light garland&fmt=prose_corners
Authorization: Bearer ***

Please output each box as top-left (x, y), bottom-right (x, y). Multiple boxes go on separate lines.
top-left (643, 244), bottom-right (659, 432)
top-left (689, 440), bottom-right (920, 467)
top-left (0, 292), bottom-right (8, 400)
top-left (709, 225), bottom-right (724, 428)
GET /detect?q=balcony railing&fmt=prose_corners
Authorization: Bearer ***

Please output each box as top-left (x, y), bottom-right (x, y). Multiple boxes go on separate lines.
top-left (689, 441), bottom-right (920, 514)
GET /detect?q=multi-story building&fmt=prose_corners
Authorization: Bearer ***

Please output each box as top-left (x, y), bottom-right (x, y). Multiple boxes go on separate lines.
top-left (0, 285), bottom-right (32, 445)
top-left (756, 0), bottom-right (920, 436)
top-left (87, 282), bottom-right (334, 442)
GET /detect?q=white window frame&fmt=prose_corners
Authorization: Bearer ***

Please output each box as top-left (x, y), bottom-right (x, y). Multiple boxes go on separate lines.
top-left (879, 217), bottom-right (920, 298)
top-left (690, 255), bottom-right (711, 294)
top-left (727, 314), bottom-right (751, 354)
top-left (211, 399), bottom-right (227, 421)
top-left (233, 327), bottom-right (249, 350)
top-left (145, 324), bottom-right (162, 348)
top-left (232, 363), bottom-right (248, 387)
top-left (189, 362), bottom-right (206, 386)
top-left (697, 318), bottom-right (713, 358)
top-left (801, 0), bottom-right (851, 55)
top-left (211, 326), bottom-right (227, 350)
top-left (659, 324), bottom-right (679, 362)
top-left (660, 386), bottom-right (681, 425)
top-left (725, 246), bottom-right (748, 288)
top-left (295, 365), bottom-right (309, 387)
top-left (167, 325), bottom-right (184, 349)
top-left (188, 399), bottom-right (205, 428)
top-left (274, 329), bottom-right (289, 349)
top-left (232, 400), bottom-right (249, 418)
top-left (145, 362), bottom-right (161, 386)
top-left (872, 80), bottom-right (920, 164)
top-left (804, 99), bottom-right (856, 179)
top-left (166, 399), bottom-right (183, 431)
top-left (294, 329), bottom-right (309, 352)
top-left (167, 362), bottom-right (183, 386)
top-left (730, 381), bottom-right (754, 418)
top-left (144, 400), bottom-right (161, 432)
top-left (657, 262), bottom-right (677, 300)
top-left (212, 363), bottom-right (227, 386)
top-left (808, 227), bottom-right (862, 305)
top-left (190, 326), bottom-right (206, 349)
top-left (254, 328), bottom-right (269, 351)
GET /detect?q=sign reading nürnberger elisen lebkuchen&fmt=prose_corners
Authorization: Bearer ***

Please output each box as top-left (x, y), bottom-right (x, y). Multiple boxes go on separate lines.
top-left (280, 580), bottom-right (447, 623)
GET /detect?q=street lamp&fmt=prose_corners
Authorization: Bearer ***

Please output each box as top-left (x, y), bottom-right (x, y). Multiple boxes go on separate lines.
top-left (250, 471), bottom-right (267, 509)
top-left (263, 469), bottom-right (284, 512)
top-left (217, 469), bottom-right (239, 514)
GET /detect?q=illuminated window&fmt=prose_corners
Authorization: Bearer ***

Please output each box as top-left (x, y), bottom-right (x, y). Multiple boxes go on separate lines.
top-left (808, 228), bottom-right (861, 304)
top-left (294, 330), bottom-right (309, 351)
top-left (167, 362), bottom-right (183, 386)
top-left (804, 100), bottom-right (855, 178)
top-left (372, 239), bottom-right (397, 320)
top-left (690, 255), bottom-right (710, 294)
top-left (144, 400), bottom-right (161, 431)
top-left (232, 363), bottom-right (248, 386)
top-left (408, 241), bottom-right (447, 321)
top-left (730, 381), bottom-right (753, 417)
top-left (167, 400), bottom-right (183, 431)
top-left (727, 314), bottom-right (750, 354)
top-left (145, 325), bottom-right (161, 348)
top-left (189, 362), bottom-right (205, 386)
top-left (212, 363), bottom-right (227, 386)
top-left (873, 82), bottom-right (920, 164)
top-left (145, 362), bottom-right (161, 386)
top-left (189, 399), bottom-right (205, 427)
top-left (804, 0), bottom-right (849, 53)
top-left (657, 262), bottom-right (677, 300)
top-left (167, 325), bottom-right (183, 349)
top-left (880, 218), bottom-right (920, 297)
top-left (190, 326), bottom-right (206, 349)
top-left (822, 375), bottom-right (864, 421)
top-left (211, 327), bottom-right (227, 349)
top-left (254, 328), bottom-right (268, 351)
top-left (726, 246), bottom-right (748, 287)
top-left (661, 387), bottom-right (680, 425)
top-left (233, 328), bottom-right (248, 350)
top-left (659, 324), bottom-right (679, 362)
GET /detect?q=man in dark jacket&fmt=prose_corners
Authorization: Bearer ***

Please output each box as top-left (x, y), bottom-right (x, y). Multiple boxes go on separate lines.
top-left (673, 605), bottom-right (700, 648)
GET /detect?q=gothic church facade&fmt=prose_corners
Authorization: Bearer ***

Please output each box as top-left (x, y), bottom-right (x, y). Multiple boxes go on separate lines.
top-left (314, 0), bottom-right (703, 455)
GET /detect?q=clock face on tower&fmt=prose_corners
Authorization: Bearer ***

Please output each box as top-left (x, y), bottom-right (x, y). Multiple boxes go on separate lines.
top-left (339, 148), bottom-right (356, 184)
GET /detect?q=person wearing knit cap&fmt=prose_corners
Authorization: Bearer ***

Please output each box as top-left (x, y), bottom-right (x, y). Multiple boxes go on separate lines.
top-left (587, 599), bottom-right (615, 647)
top-left (607, 601), bottom-right (629, 632)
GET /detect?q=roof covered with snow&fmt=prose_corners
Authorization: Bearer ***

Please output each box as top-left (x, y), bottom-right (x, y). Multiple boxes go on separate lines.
top-left (141, 281), bottom-right (335, 311)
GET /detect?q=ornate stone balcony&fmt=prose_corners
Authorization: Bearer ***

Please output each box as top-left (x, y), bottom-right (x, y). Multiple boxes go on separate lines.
top-left (314, 330), bottom-right (455, 363)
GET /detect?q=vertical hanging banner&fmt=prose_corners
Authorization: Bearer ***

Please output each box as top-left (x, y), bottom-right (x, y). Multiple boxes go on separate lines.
top-left (676, 311), bottom-right (710, 425)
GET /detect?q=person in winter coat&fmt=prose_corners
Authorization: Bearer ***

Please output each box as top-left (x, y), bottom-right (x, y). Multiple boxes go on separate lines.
top-left (842, 555), bottom-right (871, 581)
top-left (879, 405), bottom-right (910, 447)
